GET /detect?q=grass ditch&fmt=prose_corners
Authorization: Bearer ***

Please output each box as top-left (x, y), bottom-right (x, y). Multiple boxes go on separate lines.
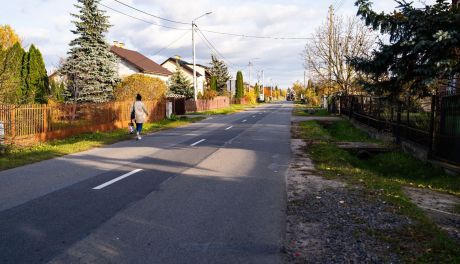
top-left (188, 104), bottom-right (256, 115)
top-left (0, 117), bottom-right (205, 171)
top-left (297, 119), bottom-right (460, 262)
top-left (293, 104), bottom-right (329, 117)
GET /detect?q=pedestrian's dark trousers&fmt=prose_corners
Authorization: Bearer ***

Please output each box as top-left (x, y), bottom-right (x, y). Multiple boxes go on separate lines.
top-left (136, 123), bottom-right (143, 133)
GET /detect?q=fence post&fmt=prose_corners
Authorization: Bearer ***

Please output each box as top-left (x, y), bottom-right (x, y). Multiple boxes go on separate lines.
top-left (349, 96), bottom-right (354, 120)
top-left (43, 104), bottom-right (48, 133)
top-left (428, 94), bottom-right (436, 158)
top-left (406, 97), bottom-right (410, 125)
top-left (396, 101), bottom-right (402, 144)
top-left (338, 96), bottom-right (342, 115)
top-left (11, 106), bottom-right (16, 139)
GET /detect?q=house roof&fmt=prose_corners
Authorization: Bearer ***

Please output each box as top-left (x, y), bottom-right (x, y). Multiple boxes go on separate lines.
top-left (161, 57), bottom-right (205, 77)
top-left (111, 46), bottom-right (172, 76)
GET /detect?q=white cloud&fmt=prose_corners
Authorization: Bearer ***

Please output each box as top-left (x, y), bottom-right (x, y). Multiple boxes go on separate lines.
top-left (0, 0), bottom-right (439, 87)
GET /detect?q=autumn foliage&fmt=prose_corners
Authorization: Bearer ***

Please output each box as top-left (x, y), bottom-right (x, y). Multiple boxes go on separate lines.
top-left (114, 74), bottom-right (167, 102)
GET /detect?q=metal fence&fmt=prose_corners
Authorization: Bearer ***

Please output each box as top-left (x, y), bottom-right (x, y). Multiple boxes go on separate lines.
top-left (0, 100), bottom-right (166, 144)
top-left (329, 89), bottom-right (460, 165)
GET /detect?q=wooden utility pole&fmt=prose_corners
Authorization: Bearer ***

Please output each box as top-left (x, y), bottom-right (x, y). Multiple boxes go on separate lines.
top-left (328, 5), bottom-right (334, 97)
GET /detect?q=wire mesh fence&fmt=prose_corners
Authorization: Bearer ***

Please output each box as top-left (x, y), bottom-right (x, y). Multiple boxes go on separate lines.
top-left (329, 89), bottom-right (460, 165)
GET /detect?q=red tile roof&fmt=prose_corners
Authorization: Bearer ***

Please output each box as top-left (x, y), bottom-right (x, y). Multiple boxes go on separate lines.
top-left (110, 46), bottom-right (172, 76)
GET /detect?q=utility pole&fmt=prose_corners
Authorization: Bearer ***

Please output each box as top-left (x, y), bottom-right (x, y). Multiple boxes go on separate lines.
top-left (304, 70), bottom-right (307, 90)
top-left (262, 70), bottom-right (265, 101)
top-left (328, 5), bottom-right (334, 97)
top-left (192, 22), bottom-right (197, 100)
top-left (192, 12), bottom-right (212, 100)
top-left (248, 61), bottom-right (252, 88)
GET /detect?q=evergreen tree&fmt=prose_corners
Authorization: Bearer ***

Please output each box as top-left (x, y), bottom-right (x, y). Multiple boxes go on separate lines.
top-left (210, 76), bottom-right (218, 91)
top-left (254, 83), bottom-right (260, 96)
top-left (21, 45), bottom-right (49, 104)
top-left (208, 54), bottom-right (230, 94)
top-left (236, 71), bottom-right (244, 98)
top-left (169, 62), bottom-right (193, 99)
top-left (351, 0), bottom-right (460, 99)
top-left (61, 0), bottom-right (118, 103)
top-left (0, 42), bottom-right (24, 103)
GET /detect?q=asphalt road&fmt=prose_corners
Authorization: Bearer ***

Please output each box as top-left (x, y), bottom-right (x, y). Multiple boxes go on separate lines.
top-left (0, 102), bottom-right (292, 264)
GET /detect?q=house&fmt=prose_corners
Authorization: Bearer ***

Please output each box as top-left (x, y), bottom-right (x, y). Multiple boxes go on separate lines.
top-left (110, 43), bottom-right (172, 82)
top-left (49, 70), bottom-right (66, 84)
top-left (161, 56), bottom-right (207, 95)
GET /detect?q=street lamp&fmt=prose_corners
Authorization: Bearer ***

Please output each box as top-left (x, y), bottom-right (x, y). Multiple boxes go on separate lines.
top-left (248, 58), bottom-right (260, 88)
top-left (192, 12), bottom-right (212, 100)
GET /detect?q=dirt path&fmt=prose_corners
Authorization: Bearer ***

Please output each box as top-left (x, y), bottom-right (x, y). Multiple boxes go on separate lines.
top-left (404, 187), bottom-right (460, 243)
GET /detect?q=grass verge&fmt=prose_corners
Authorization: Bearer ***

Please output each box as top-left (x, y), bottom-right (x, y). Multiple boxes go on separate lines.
top-left (188, 104), bottom-right (256, 115)
top-left (297, 120), bottom-right (460, 262)
top-left (0, 117), bottom-right (205, 171)
top-left (293, 104), bottom-right (329, 117)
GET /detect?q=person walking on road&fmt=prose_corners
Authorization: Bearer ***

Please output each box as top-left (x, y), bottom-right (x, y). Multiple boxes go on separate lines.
top-left (132, 94), bottom-right (149, 140)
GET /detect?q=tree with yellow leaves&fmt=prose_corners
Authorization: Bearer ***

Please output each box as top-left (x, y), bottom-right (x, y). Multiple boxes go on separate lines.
top-left (114, 74), bottom-right (167, 102)
top-left (0, 25), bottom-right (21, 50)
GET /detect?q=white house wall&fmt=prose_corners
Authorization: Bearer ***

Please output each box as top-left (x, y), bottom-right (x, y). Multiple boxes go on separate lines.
top-left (162, 61), bottom-right (205, 94)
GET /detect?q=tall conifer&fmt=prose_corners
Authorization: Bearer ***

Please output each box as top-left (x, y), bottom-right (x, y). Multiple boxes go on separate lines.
top-left (208, 55), bottom-right (230, 94)
top-left (61, 0), bottom-right (118, 103)
top-left (236, 71), bottom-right (244, 98)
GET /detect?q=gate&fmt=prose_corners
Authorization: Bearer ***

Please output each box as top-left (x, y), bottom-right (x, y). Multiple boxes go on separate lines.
top-left (170, 98), bottom-right (185, 115)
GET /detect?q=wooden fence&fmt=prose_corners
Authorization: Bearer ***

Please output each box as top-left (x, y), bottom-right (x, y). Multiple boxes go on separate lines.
top-left (185, 96), bottom-right (230, 113)
top-left (0, 100), bottom-right (166, 144)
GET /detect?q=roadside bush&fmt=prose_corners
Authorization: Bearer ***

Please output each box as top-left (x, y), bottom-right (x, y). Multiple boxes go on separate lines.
top-left (199, 88), bottom-right (218, 100)
top-left (244, 91), bottom-right (257, 104)
top-left (114, 74), bottom-right (167, 101)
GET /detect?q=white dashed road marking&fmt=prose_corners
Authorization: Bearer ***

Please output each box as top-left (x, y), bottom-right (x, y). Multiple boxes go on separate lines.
top-left (190, 139), bottom-right (206, 146)
top-left (93, 169), bottom-right (143, 190)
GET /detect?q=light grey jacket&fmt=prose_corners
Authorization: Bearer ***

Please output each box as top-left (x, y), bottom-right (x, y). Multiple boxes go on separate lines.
top-left (132, 101), bottom-right (149, 123)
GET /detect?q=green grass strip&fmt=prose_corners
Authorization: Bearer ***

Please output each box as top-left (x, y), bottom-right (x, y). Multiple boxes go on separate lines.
top-left (0, 117), bottom-right (205, 171)
top-left (188, 104), bottom-right (256, 115)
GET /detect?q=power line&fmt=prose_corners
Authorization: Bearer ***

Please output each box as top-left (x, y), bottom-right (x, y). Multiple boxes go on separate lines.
top-left (102, 1), bottom-right (312, 41)
top-left (335, 0), bottom-right (346, 12)
top-left (112, 0), bottom-right (189, 25)
top-left (98, 2), bottom-right (190, 31)
top-left (152, 31), bottom-right (191, 56)
top-left (198, 28), bottom-right (312, 40)
top-left (195, 26), bottom-right (237, 70)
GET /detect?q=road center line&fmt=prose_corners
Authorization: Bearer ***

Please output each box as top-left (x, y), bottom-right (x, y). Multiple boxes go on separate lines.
top-left (93, 169), bottom-right (143, 190)
top-left (225, 126), bottom-right (233, 130)
top-left (190, 139), bottom-right (206, 146)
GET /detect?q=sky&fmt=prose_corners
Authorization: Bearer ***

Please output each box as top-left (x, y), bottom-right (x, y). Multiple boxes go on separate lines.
top-left (0, 0), bottom-right (437, 88)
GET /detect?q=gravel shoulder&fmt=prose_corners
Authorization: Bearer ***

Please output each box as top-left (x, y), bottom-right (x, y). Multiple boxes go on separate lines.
top-left (285, 139), bottom-right (411, 263)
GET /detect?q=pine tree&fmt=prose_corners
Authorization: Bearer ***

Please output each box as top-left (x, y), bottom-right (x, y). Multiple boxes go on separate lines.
top-left (210, 76), bottom-right (218, 91)
top-left (21, 45), bottom-right (49, 104)
top-left (61, 0), bottom-right (118, 103)
top-left (236, 71), bottom-right (244, 98)
top-left (169, 62), bottom-right (193, 99)
top-left (351, 0), bottom-right (460, 99)
top-left (208, 54), bottom-right (230, 94)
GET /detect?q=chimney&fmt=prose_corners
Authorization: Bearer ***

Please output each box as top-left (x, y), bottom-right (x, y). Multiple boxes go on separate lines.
top-left (113, 41), bottom-right (125, 48)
